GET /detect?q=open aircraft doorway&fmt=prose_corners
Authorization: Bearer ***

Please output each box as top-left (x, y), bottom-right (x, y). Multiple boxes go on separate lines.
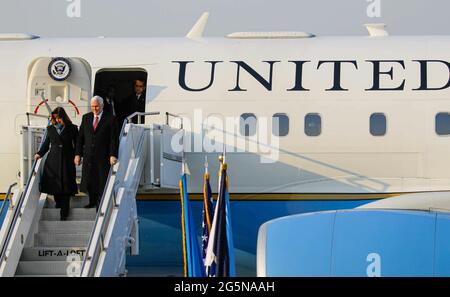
top-left (27, 57), bottom-right (92, 126)
top-left (93, 69), bottom-right (148, 126)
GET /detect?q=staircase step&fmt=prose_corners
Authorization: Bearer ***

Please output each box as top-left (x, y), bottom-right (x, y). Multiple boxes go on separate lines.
top-left (34, 233), bottom-right (90, 247)
top-left (16, 261), bottom-right (83, 276)
top-left (39, 221), bottom-right (94, 234)
top-left (41, 208), bottom-right (97, 221)
top-left (20, 247), bottom-right (86, 261)
top-left (44, 196), bottom-right (90, 209)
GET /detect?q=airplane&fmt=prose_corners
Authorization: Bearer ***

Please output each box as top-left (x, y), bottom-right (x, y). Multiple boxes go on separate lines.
top-left (0, 13), bottom-right (450, 276)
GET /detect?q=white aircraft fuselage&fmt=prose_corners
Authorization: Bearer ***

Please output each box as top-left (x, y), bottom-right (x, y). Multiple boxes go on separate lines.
top-left (1, 35), bottom-right (450, 195)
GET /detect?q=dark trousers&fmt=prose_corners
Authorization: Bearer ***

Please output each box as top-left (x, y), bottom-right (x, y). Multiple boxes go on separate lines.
top-left (88, 192), bottom-right (100, 206)
top-left (54, 194), bottom-right (70, 218)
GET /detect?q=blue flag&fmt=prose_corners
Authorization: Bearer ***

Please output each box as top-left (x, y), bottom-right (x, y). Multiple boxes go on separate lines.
top-left (202, 172), bottom-right (216, 276)
top-left (180, 172), bottom-right (205, 277)
top-left (205, 160), bottom-right (236, 277)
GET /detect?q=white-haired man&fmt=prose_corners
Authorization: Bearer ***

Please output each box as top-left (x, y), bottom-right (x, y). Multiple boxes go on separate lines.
top-left (75, 96), bottom-right (119, 209)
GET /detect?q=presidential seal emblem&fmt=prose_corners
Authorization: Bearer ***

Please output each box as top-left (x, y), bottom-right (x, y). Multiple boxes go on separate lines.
top-left (48, 57), bottom-right (72, 81)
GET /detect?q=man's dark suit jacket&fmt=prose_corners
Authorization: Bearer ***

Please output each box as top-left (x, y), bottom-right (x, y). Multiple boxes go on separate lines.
top-left (123, 92), bottom-right (146, 124)
top-left (75, 111), bottom-right (119, 195)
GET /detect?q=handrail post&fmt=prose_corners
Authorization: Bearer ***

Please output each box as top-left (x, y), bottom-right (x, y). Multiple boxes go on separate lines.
top-left (126, 112), bottom-right (160, 125)
top-left (100, 233), bottom-right (105, 251)
top-left (25, 112), bottom-right (50, 126)
top-left (0, 183), bottom-right (17, 217)
top-left (165, 112), bottom-right (183, 129)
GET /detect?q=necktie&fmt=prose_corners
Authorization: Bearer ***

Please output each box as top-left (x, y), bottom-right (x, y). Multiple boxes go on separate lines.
top-left (93, 116), bottom-right (99, 131)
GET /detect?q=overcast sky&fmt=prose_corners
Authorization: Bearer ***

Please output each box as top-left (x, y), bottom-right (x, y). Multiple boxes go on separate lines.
top-left (0, 0), bottom-right (449, 37)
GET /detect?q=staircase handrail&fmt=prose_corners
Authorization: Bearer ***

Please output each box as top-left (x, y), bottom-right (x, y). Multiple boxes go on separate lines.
top-left (80, 113), bottom-right (160, 276)
top-left (0, 121), bottom-right (49, 265)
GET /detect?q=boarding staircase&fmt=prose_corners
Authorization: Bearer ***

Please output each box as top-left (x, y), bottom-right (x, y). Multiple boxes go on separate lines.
top-left (15, 195), bottom-right (95, 276)
top-left (0, 112), bottom-right (183, 277)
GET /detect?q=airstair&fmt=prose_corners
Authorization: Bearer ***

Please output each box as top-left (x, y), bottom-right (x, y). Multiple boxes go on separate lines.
top-left (0, 112), bottom-right (183, 276)
top-left (15, 195), bottom-right (95, 276)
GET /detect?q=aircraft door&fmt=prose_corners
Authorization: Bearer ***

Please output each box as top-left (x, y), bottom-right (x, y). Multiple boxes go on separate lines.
top-left (27, 57), bottom-right (91, 125)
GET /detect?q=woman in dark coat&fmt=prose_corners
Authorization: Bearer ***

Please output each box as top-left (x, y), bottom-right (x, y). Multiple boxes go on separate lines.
top-left (34, 107), bottom-right (78, 220)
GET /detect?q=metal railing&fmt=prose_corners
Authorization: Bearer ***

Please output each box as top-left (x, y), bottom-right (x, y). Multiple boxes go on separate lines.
top-left (79, 119), bottom-right (129, 276)
top-left (25, 112), bottom-right (50, 126)
top-left (80, 110), bottom-right (185, 276)
top-left (127, 112), bottom-right (161, 125)
top-left (80, 114), bottom-right (158, 276)
top-left (0, 183), bottom-right (17, 222)
top-left (0, 123), bottom-right (49, 265)
top-left (166, 112), bottom-right (183, 129)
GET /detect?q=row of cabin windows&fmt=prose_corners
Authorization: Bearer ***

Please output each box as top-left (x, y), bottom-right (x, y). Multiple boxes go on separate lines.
top-left (239, 112), bottom-right (450, 137)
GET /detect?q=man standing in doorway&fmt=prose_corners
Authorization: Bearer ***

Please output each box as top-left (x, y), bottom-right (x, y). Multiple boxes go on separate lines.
top-left (75, 96), bottom-right (119, 209)
top-left (125, 79), bottom-right (146, 124)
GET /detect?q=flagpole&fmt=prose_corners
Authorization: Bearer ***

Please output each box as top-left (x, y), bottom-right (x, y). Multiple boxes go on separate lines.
top-left (182, 152), bottom-right (186, 175)
top-left (182, 154), bottom-right (193, 276)
top-left (223, 144), bottom-right (226, 164)
top-left (179, 157), bottom-right (188, 277)
top-left (203, 156), bottom-right (212, 231)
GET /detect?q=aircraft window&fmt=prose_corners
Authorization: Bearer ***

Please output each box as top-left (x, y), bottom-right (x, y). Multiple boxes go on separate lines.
top-left (436, 113), bottom-right (450, 135)
top-left (305, 113), bottom-right (321, 136)
top-left (370, 113), bottom-right (387, 136)
top-left (240, 113), bottom-right (257, 136)
top-left (272, 113), bottom-right (289, 137)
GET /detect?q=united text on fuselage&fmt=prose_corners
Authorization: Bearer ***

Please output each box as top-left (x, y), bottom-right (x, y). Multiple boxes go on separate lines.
top-left (173, 59), bottom-right (450, 92)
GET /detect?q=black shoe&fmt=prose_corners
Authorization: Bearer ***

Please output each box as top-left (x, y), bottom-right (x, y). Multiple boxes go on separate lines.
top-left (60, 209), bottom-right (69, 221)
top-left (59, 209), bottom-right (69, 221)
top-left (84, 203), bottom-right (96, 209)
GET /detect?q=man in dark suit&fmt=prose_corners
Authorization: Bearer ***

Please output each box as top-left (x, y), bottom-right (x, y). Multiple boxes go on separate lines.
top-left (103, 84), bottom-right (117, 117)
top-left (75, 96), bottom-right (119, 209)
top-left (123, 79), bottom-right (146, 124)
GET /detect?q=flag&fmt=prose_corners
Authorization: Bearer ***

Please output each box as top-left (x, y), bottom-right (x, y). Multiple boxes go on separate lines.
top-left (201, 170), bottom-right (216, 276)
top-left (180, 171), bottom-right (205, 277)
top-left (204, 158), bottom-right (236, 277)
